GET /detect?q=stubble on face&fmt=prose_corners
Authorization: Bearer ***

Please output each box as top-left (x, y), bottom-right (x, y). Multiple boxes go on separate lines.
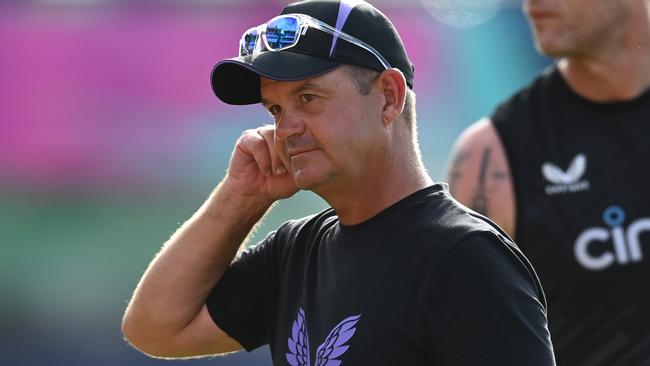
top-left (525, 0), bottom-right (632, 58)
top-left (263, 69), bottom-right (378, 194)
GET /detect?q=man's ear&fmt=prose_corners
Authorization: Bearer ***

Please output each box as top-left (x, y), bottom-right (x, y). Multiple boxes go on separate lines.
top-left (377, 68), bottom-right (407, 126)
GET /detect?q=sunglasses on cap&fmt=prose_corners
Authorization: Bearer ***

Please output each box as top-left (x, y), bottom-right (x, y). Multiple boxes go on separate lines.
top-left (239, 13), bottom-right (392, 70)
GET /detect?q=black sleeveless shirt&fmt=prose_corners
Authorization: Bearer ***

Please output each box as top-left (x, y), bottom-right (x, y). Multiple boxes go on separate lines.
top-left (492, 67), bottom-right (650, 365)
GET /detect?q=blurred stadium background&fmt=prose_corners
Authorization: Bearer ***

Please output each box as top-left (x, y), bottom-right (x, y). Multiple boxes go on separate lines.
top-left (0, 0), bottom-right (550, 365)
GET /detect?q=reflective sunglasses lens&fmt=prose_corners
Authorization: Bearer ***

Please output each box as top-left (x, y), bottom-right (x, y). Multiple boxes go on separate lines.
top-left (240, 28), bottom-right (258, 56)
top-left (265, 17), bottom-right (299, 50)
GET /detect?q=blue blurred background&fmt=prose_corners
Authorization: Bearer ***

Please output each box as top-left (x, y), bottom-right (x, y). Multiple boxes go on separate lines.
top-left (0, 0), bottom-right (550, 365)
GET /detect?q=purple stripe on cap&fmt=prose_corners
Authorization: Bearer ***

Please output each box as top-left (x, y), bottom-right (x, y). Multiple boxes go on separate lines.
top-left (328, 0), bottom-right (365, 58)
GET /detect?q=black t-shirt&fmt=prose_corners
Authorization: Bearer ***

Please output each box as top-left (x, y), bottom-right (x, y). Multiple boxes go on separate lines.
top-left (492, 67), bottom-right (650, 365)
top-left (206, 184), bottom-right (555, 365)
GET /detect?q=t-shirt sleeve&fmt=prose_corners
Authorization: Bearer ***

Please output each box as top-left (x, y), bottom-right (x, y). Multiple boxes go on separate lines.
top-left (205, 229), bottom-right (280, 351)
top-left (427, 233), bottom-right (556, 365)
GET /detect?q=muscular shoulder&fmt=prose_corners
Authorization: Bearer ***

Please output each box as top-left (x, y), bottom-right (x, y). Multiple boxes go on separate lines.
top-left (445, 119), bottom-right (516, 236)
top-left (449, 118), bottom-right (501, 157)
top-left (447, 119), bottom-right (505, 180)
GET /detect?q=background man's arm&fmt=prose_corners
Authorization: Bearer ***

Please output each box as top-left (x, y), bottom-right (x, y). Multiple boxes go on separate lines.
top-left (445, 118), bottom-right (517, 237)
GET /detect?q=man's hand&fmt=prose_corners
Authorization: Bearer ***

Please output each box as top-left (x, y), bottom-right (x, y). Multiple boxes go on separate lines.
top-left (225, 125), bottom-right (299, 201)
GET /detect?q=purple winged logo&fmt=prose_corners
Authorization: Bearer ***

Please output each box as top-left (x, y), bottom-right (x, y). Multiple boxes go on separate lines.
top-left (286, 308), bottom-right (361, 366)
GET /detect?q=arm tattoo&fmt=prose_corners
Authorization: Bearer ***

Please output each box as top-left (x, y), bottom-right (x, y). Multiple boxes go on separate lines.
top-left (448, 150), bottom-right (470, 192)
top-left (471, 148), bottom-right (491, 215)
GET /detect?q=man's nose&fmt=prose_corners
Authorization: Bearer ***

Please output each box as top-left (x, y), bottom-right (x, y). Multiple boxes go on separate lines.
top-left (274, 109), bottom-right (305, 141)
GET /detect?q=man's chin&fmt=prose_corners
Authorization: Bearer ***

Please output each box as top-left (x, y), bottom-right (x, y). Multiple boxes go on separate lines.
top-left (537, 46), bottom-right (566, 59)
top-left (292, 172), bottom-right (331, 195)
top-left (291, 171), bottom-right (318, 191)
top-left (533, 37), bottom-right (571, 59)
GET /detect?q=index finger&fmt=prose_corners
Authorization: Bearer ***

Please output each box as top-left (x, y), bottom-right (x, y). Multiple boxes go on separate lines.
top-left (258, 125), bottom-right (288, 176)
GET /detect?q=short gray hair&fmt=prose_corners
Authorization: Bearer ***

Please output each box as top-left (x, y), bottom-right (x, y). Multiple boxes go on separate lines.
top-left (341, 65), bottom-right (417, 131)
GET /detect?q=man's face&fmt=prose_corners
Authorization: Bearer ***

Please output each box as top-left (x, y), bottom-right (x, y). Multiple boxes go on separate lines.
top-left (524, 0), bottom-right (632, 58)
top-left (260, 67), bottom-right (386, 194)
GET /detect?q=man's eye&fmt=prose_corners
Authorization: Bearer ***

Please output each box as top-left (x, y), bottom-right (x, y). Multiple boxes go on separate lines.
top-left (300, 94), bottom-right (317, 103)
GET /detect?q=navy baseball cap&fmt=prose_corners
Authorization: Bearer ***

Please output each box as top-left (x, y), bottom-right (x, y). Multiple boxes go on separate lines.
top-left (210, 0), bottom-right (414, 105)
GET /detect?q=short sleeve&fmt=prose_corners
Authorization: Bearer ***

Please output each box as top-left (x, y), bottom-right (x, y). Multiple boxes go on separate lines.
top-left (427, 233), bottom-right (556, 365)
top-left (205, 230), bottom-right (279, 351)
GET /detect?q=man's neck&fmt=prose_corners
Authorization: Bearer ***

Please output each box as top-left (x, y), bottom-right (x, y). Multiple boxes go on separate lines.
top-left (559, 7), bottom-right (650, 102)
top-left (318, 151), bottom-right (433, 226)
top-left (560, 55), bottom-right (650, 102)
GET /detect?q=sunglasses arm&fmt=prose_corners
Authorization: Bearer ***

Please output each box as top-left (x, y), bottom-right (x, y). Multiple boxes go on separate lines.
top-left (302, 16), bottom-right (392, 70)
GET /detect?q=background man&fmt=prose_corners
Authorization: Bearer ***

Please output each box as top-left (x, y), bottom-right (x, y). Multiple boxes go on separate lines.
top-left (447, 0), bottom-right (650, 364)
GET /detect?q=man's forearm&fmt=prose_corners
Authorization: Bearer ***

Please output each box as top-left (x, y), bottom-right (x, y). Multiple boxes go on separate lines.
top-left (122, 180), bottom-right (273, 345)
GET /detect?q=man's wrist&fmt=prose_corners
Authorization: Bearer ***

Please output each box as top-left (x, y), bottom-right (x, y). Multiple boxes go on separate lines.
top-left (202, 180), bottom-right (274, 228)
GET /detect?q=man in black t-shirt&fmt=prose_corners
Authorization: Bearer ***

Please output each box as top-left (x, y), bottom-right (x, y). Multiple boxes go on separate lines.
top-left (122, 1), bottom-right (555, 365)
top-left (446, 0), bottom-right (650, 364)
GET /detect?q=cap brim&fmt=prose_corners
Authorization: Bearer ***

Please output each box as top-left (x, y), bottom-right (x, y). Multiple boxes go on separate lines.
top-left (210, 51), bottom-right (342, 105)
